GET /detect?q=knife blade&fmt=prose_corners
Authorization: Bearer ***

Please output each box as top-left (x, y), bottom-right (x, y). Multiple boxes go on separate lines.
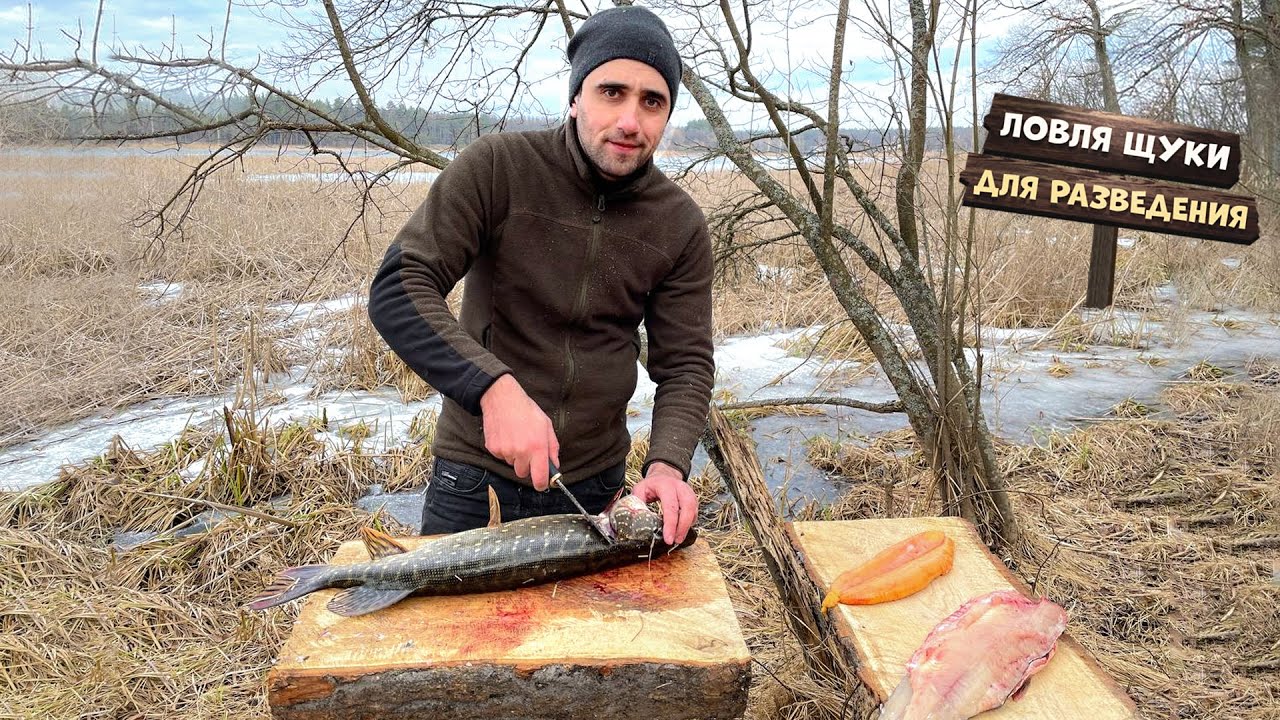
top-left (548, 464), bottom-right (615, 545)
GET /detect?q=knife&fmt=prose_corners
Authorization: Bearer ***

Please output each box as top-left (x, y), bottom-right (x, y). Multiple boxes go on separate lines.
top-left (548, 463), bottom-right (615, 545)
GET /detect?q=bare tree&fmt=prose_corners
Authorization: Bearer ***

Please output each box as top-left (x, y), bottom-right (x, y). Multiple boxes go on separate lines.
top-left (994, 0), bottom-right (1279, 179)
top-left (1222, 0), bottom-right (1280, 176)
top-left (1, 0), bottom-right (580, 236)
top-left (993, 0), bottom-right (1254, 122)
top-left (2, 0), bottom-right (1018, 542)
top-left (665, 0), bottom-right (1017, 542)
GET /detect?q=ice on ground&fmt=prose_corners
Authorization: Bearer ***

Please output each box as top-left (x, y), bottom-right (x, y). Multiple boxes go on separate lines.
top-left (4, 289), bottom-right (1279, 498)
top-left (756, 264), bottom-right (799, 284)
top-left (0, 377), bottom-right (446, 492)
top-left (244, 171), bottom-right (441, 185)
top-left (139, 280), bottom-right (184, 304)
top-left (268, 294), bottom-right (362, 325)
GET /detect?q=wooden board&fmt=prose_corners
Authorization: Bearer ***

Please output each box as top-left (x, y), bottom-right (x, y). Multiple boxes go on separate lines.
top-left (267, 536), bottom-right (751, 720)
top-left (981, 93), bottom-right (1242, 187)
top-left (960, 153), bottom-right (1259, 245)
top-left (788, 517), bottom-right (1137, 719)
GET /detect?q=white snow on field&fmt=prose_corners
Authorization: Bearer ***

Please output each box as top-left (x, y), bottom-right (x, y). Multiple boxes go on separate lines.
top-left (3, 288), bottom-right (1279, 496)
top-left (139, 280), bottom-right (185, 304)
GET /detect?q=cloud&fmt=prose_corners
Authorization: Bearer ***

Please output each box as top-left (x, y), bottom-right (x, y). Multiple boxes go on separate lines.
top-left (0, 5), bottom-right (29, 24)
top-left (135, 16), bottom-right (175, 32)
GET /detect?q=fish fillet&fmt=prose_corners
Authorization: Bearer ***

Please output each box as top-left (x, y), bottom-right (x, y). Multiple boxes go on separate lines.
top-left (879, 589), bottom-right (1068, 720)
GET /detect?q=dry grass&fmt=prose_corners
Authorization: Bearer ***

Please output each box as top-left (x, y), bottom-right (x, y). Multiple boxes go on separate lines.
top-left (312, 301), bottom-right (436, 400)
top-left (6, 376), bottom-right (1276, 719)
top-left (0, 150), bottom-right (421, 444)
top-left (4, 149), bottom-right (1279, 445)
top-left (0, 399), bottom-right (434, 719)
top-left (3, 145), bottom-right (1280, 718)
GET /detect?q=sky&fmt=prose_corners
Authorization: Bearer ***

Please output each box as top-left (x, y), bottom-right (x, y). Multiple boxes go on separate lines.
top-left (0, 0), bottom-right (1025, 129)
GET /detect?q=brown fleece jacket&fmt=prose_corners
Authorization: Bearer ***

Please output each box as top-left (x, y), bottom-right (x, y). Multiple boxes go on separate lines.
top-left (368, 121), bottom-right (714, 485)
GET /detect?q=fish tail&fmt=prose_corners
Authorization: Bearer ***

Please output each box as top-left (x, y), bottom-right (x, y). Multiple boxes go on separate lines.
top-left (247, 565), bottom-right (330, 610)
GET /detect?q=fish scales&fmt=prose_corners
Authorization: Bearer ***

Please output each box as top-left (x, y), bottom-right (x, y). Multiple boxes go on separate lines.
top-left (325, 516), bottom-right (654, 592)
top-left (249, 495), bottom-right (691, 616)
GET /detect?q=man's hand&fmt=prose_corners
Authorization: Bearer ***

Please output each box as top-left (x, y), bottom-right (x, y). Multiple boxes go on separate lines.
top-left (479, 374), bottom-right (560, 490)
top-left (629, 461), bottom-right (697, 545)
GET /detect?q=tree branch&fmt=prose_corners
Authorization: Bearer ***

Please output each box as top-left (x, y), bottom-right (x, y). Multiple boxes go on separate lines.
top-left (718, 396), bottom-right (904, 414)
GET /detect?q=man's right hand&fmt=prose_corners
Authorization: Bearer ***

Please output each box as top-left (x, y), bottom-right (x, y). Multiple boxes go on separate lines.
top-left (479, 374), bottom-right (560, 490)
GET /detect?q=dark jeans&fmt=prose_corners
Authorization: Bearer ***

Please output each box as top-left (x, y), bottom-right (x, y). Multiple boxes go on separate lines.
top-left (421, 457), bottom-right (627, 534)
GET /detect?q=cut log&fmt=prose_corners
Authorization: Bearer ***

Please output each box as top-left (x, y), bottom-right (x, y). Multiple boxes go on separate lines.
top-left (267, 537), bottom-right (751, 720)
top-left (789, 517), bottom-right (1138, 719)
top-left (701, 407), bottom-right (866, 706)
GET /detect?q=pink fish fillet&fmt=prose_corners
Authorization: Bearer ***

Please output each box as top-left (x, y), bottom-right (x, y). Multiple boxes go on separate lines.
top-left (878, 589), bottom-right (1068, 720)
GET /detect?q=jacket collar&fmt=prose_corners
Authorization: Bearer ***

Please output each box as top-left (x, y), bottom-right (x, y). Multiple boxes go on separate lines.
top-left (561, 119), bottom-right (660, 198)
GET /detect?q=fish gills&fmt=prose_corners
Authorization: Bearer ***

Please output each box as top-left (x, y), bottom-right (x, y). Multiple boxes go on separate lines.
top-left (879, 589), bottom-right (1068, 720)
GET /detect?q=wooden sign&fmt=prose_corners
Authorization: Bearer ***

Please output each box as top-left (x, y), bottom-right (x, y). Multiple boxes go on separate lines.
top-left (981, 93), bottom-right (1241, 188)
top-left (960, 154), bottom-right (1259, 245)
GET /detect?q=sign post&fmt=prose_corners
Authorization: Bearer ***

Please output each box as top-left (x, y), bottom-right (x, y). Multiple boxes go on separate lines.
top-left (1086, 227), bottom-right (1119, 309)
top-left (964, 94), bottom-right (1258, 308)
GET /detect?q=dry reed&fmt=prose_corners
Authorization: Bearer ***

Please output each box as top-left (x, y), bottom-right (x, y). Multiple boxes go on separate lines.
top-left (3, 145), bottom-right (1280, 719)
top-left (6, 374), bottom-right (1276, 718)
top-left (4, 149), bottom-right (1279, 445)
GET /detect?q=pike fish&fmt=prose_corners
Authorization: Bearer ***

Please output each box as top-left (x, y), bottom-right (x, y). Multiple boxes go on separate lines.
top-left (248, 495), bottom-right (694, 617)
top-left (879, 589), bottom-right (1068, 720)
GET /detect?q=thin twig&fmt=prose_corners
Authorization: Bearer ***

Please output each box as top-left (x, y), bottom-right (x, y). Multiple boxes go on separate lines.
top-left (718, 396), bottom-right (904, 414)
top-left (123, 488), bottom-right (299, 528)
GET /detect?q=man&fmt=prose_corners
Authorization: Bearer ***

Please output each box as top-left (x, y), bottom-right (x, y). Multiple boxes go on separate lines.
top-left (368, 5), bottom-right (714, 546)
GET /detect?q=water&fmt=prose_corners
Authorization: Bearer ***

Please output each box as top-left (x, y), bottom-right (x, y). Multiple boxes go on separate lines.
top-left (1, 144), bottom-right (798, 188)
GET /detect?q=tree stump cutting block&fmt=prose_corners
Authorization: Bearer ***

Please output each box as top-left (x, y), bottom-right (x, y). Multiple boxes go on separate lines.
top-left (788, 517), bottom-right (1137, 719)
top-left (267, 536), bottom-right (751, 720)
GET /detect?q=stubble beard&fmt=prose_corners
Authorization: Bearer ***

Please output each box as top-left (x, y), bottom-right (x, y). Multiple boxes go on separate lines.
top-left (575, 118), bottom-right (650, 181)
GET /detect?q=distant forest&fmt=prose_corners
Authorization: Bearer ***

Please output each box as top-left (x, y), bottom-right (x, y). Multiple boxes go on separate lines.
top-left (0, 95), bottom-right (974, 155)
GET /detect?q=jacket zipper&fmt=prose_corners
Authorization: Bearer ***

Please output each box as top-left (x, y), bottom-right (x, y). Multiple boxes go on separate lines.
top-left (557, 194), bottom-right (606, 432)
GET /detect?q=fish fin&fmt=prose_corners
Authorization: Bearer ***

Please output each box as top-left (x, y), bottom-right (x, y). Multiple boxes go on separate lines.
top-left (877, 675), bottom-right (913, 720)
top-left (248, 565), bottom-right (329, 611)
top-left (601, 483), bottom-right (627, 514)
top-left (359, 526), bottom-right (408, 560)
top-left (327, 586), bottom-right (414, 617)
top-left (487, 486), bottom-right (502, 528)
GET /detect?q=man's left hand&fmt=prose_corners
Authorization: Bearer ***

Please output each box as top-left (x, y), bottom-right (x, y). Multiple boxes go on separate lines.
top-left (629, 461), bottom-right (697, 545)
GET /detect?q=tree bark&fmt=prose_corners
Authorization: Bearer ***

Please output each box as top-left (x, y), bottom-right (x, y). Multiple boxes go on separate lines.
top-left (700, 409), bottom-right (862, 690)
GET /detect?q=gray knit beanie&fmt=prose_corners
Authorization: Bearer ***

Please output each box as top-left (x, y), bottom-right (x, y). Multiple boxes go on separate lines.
top-left (567, 6), bottom-right (681, 111)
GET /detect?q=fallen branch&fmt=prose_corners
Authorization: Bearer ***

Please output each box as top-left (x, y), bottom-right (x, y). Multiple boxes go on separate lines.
top-left (718, 396), bottom-right (904, 414)
top-left (700, 407), bottom-right (864, 699)
top-left (123, 488), bottom-right (299, 528)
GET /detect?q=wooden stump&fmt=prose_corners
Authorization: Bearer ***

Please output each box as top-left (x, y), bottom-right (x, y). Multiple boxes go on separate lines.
top-left (266, 537), bottom-right (751, 720)
top-left (789, 517), bottom-right (1138, 719)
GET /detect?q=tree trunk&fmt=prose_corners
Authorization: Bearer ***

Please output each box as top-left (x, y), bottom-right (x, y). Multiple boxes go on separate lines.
top-left (894, 0), bottom-right (936, 259)
top-left (1261, 0), bottom-right (1280, 173)
top-left (1235, 0), bottom-right (1278, 175)
top-left (1085, 0), bottom-right (1121, 114)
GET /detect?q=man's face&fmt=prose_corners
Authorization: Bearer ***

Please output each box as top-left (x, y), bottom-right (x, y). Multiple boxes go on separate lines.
top-left (570, 58), bottom-right (671, 181)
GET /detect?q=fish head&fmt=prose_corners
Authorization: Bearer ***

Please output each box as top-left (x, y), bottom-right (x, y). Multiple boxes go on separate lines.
top-left (607, 494), bottom-right (661, 541)
top-left (604, 494), bottom-right (698, 549)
